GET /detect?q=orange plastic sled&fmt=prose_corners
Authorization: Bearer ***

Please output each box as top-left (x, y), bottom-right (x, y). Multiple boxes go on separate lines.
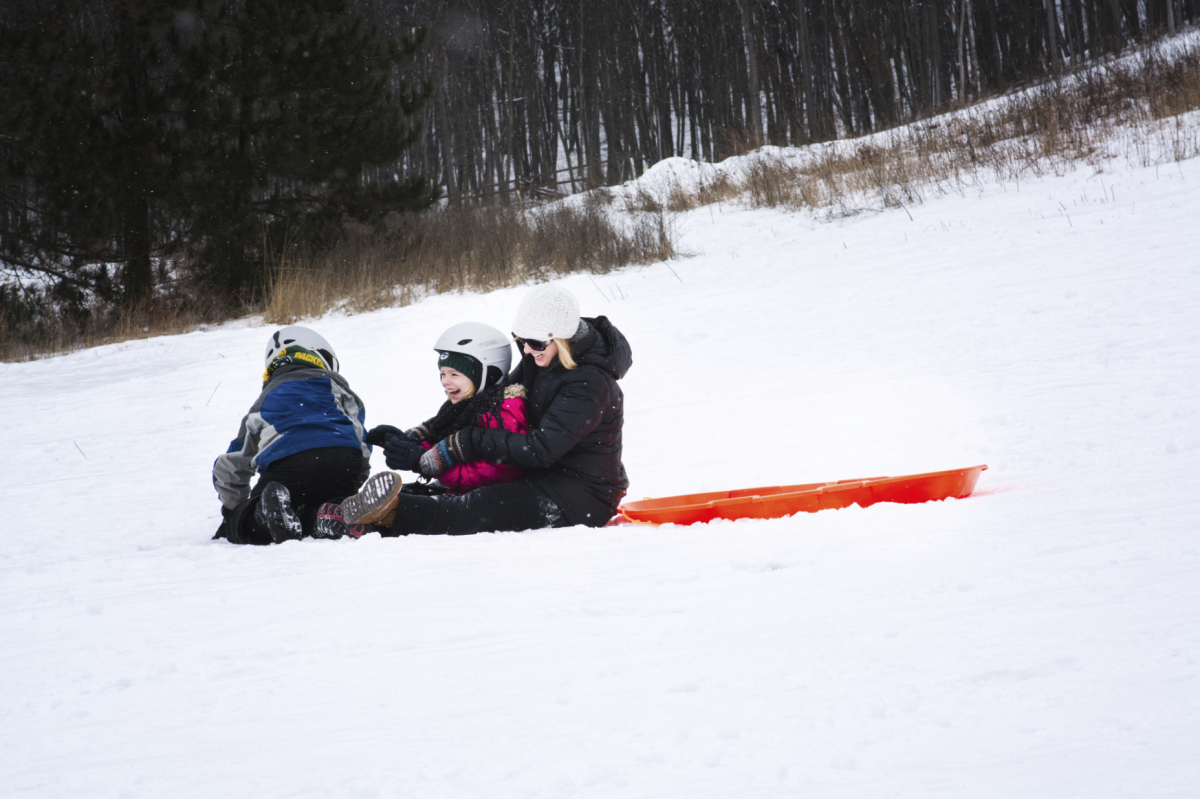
top-left (617, 464), bottom-right (987, 526)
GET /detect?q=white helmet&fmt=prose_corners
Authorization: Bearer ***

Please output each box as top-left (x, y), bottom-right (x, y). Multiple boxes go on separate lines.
top-left (433, 322), bottom-right (512, 391)
top-left (264, 326), bottom-right (339, 372)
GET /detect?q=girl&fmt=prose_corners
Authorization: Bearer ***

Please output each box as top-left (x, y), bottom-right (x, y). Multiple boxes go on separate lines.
top-left (316, 322), bottom-right (527, 537)
top-left (399, 321), bottom-right (529, 494)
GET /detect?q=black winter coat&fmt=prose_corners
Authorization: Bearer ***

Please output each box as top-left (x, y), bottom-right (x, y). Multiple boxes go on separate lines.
top-left (467, 316), bottom-right (631, 526)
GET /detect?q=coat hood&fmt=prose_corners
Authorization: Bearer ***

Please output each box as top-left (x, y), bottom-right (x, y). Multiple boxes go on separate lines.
top-left (574, 316), bottom-right (632, 380)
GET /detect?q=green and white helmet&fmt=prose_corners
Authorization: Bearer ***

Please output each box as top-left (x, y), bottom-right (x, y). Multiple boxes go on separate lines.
top-left (264, 326), bottom-right (339, 373)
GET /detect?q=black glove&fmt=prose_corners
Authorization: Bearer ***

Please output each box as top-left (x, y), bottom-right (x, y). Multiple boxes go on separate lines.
top-left (383, 433), bottom-right (425, 472)
top-left (365, 424), bottom-right (406, 447)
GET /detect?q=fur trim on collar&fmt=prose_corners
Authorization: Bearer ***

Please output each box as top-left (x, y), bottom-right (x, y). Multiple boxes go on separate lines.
top-left (503, 384), bottom-right (526, 399)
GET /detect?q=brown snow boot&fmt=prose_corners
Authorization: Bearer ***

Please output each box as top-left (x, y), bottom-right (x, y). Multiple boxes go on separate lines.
top-left (341, 471), bottom-right (402, 526)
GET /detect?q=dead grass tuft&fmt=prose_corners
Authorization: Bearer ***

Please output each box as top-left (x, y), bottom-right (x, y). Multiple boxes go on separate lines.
top-left (263, 199), bottom-right (674, 325)
top-left (0, 288), bottom-right (235, 362)
top-left (2, 188), bottom-right (675, 360)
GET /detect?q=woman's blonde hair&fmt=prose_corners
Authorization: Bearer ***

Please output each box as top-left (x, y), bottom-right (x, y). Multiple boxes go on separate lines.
top-left (554, 338), bottom-right (577, 370)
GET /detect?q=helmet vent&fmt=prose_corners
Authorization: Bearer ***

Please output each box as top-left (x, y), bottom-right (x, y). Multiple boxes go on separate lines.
top-left (457, 338), bottom-right (473, 346)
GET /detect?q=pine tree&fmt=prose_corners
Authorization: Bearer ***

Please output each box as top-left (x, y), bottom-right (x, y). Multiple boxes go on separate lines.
top-left (0, 0), bottom-right (182, 308)
top-left (0, 0), bottom-right (436, 310)
top-left (173, 0), bottom-right (438, 295)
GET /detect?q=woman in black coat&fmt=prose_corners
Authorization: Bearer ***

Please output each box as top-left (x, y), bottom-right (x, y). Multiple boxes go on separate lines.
top-left (341, 284), bottom-right (632, 536)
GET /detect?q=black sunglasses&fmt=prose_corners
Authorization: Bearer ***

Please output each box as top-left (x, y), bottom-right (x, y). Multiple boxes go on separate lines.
top-left (512, 333), bottom-right (550, 352)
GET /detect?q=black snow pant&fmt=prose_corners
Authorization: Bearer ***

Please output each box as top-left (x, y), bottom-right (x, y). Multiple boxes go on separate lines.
top-left (215, 446), bottom-right (366, 545)
top-left (383, 479), bottom-right (571, 537)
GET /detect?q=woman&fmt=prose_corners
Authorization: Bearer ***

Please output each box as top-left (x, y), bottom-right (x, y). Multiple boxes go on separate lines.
top-left (342, 283), bottom-right (631, 536)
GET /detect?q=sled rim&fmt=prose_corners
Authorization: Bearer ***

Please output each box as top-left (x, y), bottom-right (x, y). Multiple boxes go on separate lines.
top-left (618, 465), bottom-right (988, 526)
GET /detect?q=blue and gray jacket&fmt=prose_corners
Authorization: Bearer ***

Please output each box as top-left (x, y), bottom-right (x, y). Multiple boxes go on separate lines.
top-left (213, 363), bottom-right (371, 508)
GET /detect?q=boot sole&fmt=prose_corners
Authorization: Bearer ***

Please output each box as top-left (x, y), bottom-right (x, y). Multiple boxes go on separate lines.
top-left (342, 472), bottom-right (402, 525)
top-left (261, 482), bottom-right (304, 543)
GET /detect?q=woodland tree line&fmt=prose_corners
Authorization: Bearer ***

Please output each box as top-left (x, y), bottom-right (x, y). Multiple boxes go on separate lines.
top-left (1, 0), bottom-right (435, 310)
top-left (1, 0), bottom-right (1196, 324)
top-left (368, 0), bottom-right (1198, 199)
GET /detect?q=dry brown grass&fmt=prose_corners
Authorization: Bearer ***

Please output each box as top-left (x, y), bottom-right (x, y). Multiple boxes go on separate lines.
top-left (263, 197), bottom-right (675, 325)
top-left (1, 196), bottom-right (673, 361)
top-left (709, 39), bottom-right (1200, 218)
top-left (0, 290), bottom-right (236, 362)
top-left (660, 171), bottom-right (741, 212)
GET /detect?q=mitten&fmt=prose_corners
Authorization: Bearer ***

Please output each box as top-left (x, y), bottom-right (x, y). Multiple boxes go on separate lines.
top-left (383, 434), bottom-right (425, 471)
top-left (365, 424), bottom-right (406, 447)
top-left (455, 427), bottom-right (483, 463)
top-left (418, 430), bottom-right (482, 478)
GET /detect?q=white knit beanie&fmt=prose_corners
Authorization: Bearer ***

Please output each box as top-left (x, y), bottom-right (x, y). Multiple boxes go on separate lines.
top-left (511, 284), bottom-right (581, 340)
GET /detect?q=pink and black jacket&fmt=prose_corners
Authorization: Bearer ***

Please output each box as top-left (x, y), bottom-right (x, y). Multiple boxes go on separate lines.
top-left (409, 384), bottom-right (529, 494)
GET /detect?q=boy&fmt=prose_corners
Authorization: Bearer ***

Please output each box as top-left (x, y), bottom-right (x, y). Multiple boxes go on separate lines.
top-left (213, 326), bottom-right (371, 544)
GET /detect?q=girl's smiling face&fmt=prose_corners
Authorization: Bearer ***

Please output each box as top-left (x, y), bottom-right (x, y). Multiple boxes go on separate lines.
top-left (524, 338), bottom-right (559, 368)
top-left (440, 367), bottom-right (475, 404)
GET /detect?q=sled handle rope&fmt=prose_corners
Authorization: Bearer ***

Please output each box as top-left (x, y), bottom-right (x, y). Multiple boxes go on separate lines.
top-left (618, 499), bottom-right (661, 526)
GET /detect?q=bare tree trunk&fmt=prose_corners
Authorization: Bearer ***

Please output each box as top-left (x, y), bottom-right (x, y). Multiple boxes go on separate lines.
top-left (958, 0), bottom-right (968, 103)
top-left (1045, 0), bottom-right (1062, 76)
top-left (797, 0), bottom-right (830, 141)
top-left (117, 1), bottom-right (153, 304)
top-left (505, 1), bottom-right (516, 192)
top-left (438, 57), bottom-right (455, 201)
top-left (736, 0), bottom-right (762, 145)
top-left (1061, 0), bottom-right (1077, 65)
top-left (1109, 0), bottom-right (1124, 53)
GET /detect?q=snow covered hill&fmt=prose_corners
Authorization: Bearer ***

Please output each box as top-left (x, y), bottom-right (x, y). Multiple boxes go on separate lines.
top-left (2, 148), bottom-right (1198, 796)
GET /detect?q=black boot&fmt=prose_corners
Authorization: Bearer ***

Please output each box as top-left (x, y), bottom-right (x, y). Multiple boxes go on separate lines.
top-left (257, 482), bottom-right (304, 543)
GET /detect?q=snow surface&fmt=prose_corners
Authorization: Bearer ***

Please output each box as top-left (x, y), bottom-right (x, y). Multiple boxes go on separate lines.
top-left (2, 153), bottom-right (1198, 797)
